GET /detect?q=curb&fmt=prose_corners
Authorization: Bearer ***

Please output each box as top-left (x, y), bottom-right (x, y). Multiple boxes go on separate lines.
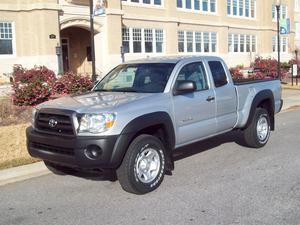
top-left (0, 162), bottom-right (50, 187)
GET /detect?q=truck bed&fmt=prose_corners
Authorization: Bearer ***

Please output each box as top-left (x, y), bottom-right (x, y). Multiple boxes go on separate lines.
top-left (234, 79), bottom-right (282, 129)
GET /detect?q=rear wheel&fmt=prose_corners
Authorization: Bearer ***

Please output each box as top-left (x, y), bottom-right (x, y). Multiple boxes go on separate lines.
top-left (243, 108), bottom-right (271, 148)
top-left (116, 134), bottom-right (166, 194)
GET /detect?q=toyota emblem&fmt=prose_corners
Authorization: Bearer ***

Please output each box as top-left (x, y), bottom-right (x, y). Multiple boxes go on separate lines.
top-left (49, 118), bottom-right (58, 128)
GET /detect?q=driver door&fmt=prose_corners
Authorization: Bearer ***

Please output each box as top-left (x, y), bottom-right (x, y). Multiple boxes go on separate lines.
top-left (172, 61), bottom-right (217, 146)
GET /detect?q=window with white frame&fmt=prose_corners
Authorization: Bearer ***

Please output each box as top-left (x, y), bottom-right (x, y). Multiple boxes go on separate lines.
top-left (295, 22), bottom-right (300, 39)
top-left (227, 0), bottom-right (256, 18)
top-left (251, 35), bottom-right (256, 52)
top-left (122, 27), bottom-right (165, 54)
top-left (295, 0), bottom-right (300, 11)
top-left (122, 28), bottom-right (130, 53)
top-left (228, 33), bottom-right (256, 53)
top-left (272, 36), bottom-right (288, 53)
top-left (121, 0), bottom-right (162, 6)
top-left (132, 28), bottom-right (142, 53)
top-left (177, 0), bottom-right (216, 13)
top-left (177, 30), bottom-right (217, 53)
top-left (144, 29), bottom-right (153, 53)
top-left (272, 5), bottom-right (288, 21)
top-left (0, 22), bottom-right (14, 55)
top-left (187, 31), bottom-right (193, 52)
top-left (155, 29), bottom-right (163, 53)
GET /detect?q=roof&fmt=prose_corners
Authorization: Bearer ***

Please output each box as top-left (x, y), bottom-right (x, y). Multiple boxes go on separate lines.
top-left (124, 55), bottom-right (223, 64)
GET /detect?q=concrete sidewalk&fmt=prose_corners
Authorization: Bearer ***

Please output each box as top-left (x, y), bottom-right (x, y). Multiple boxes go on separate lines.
top-left (0, 88), bottom-right (299, 187)
top-left (282, 89), bottom-right (300, 111)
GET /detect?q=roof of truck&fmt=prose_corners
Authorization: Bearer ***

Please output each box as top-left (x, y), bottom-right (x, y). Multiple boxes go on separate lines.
top-left (124, 55), bottom-right (223, 64)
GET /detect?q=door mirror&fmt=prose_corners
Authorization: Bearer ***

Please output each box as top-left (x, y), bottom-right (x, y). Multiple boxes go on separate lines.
top-left (173, 80), bottom-right (196, 95)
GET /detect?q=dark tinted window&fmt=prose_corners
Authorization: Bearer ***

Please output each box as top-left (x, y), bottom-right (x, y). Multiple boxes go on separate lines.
top-left (208, 61), bottom-right (228, 87)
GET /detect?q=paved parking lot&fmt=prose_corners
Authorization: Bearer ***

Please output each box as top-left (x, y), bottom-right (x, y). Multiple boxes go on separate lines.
top-left (0, 108), bottom-right (300, 225)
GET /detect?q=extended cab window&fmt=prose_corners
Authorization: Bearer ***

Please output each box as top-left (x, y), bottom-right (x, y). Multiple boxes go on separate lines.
top-left (176, 62), bottom-right (208, 91)
top-left (208, 61), bottom-right (228, 87)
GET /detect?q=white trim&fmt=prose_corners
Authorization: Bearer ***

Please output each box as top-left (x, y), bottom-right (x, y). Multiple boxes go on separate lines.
top-left (295, 0), bottom-right (300, 11)
top-left (0, 21), bottom-right (16, 59)
top-left (176, 0), bottom-right (217, 14)
top-left (177, 30), bottom-right (218, 54)
top-left (227, 0), bottom-right (256, 19)
top-left (121, 0), bottom-right (164, 8)
top-left (228, 33), bottom-right (257, 54)
top-left (123, 27), bottom-right (165, 54)
top-left (272, 5), bottom-right (288, 22)
top-left (272, 36), bottom-right (288, 53)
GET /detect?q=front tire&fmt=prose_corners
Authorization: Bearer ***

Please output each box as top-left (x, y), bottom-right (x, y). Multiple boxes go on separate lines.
top-left (116, 134), bottom-right (166, 194)
top-left (243, 108), bottom-right (271, 148)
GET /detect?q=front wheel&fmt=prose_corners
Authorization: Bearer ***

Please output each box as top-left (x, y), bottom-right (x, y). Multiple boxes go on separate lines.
top-left (243, 108), bottom-right (271, 148)
top-left (116, 134), bottom-right (166, 194)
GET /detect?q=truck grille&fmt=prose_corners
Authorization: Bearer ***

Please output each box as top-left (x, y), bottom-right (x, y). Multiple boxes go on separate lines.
top-left (30, 142), bottom-right (74, 156)
top-left (36, 112), bottom-right (75, 135)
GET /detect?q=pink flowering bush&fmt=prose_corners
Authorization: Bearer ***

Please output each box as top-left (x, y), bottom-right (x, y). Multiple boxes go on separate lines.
top-left (229, 67), bottom-right (244, 80)
top-left (11, 65), bottom-right (93, 106)
top-left (251, 57), bottom-right (289, 79)
top-left (53, 72), bottom-right (93, 95)
top-left (12, 65), bottom-right (56, 106)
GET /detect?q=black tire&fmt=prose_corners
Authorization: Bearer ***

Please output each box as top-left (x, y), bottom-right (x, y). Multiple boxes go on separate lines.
top-left (116, 134), bottom-right (166, 194)
top-left (44, 161), bottom-right (74, 175)
top-left (243, 108), bottom-right (271, 148)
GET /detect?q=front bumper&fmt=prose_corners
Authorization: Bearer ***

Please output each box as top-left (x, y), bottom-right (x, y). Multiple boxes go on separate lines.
top-left (26, 127), bottom-right (125, 169)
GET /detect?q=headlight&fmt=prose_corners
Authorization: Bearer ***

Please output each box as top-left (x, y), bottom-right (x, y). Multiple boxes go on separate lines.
top-left (31, 108), bottom-right (38, 128)
top-left (78, 113), bottom-right (116, 134)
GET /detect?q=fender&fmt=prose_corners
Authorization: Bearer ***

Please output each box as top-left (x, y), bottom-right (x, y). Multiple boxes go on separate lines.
top-left (109, 112), bottom-right (176, 169)
top-left (245, 90), bottom-right (275, 130)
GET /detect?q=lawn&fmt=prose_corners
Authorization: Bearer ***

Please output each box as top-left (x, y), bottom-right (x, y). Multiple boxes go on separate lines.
top-left (0, 97), bottom-right (39, 170)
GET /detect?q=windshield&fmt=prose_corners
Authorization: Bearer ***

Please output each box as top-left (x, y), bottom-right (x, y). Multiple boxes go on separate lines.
top-left (94, 63), bottom-right (175, 93)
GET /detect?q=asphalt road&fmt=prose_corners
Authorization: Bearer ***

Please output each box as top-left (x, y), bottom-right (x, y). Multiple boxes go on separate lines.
top-left (1, 109), bottom-right (300, 225)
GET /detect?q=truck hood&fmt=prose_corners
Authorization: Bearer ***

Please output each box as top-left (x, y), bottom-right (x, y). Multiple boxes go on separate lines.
top-left (38, 91), bottom-right (153, 113)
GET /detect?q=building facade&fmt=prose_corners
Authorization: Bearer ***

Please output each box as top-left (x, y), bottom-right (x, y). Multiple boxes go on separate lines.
top-left (0, 0), bottom-right (298, 77)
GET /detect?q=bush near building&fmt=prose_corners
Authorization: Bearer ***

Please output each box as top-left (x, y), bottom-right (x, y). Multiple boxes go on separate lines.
top-left (53, 72), bottom-right (93, 95)
top-left (11, 65), bottom-right (93, 107)
top-left (230, 57), bottom-right (291, 81)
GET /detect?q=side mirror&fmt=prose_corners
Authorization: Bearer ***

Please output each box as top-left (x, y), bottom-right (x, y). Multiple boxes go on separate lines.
top-left (173, 80), bottom-right (196, 95)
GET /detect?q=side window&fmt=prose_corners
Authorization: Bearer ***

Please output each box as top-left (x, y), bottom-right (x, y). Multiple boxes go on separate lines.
top-left (176, 62), bottom-right (209, 91)
top-left (208, 61), bottom-right (228, 87)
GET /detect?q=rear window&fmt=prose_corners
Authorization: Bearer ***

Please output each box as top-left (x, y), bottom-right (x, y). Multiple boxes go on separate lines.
top-left (208, 61), bottom-right (228, 87)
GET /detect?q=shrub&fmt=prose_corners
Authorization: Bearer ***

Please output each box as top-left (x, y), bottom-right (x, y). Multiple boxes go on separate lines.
top-left (12, 65), bottom-right (56, 106)
top-left (229, 67), bottom-right (244, 80)
top-left (251, 57), bottom-right (288, 79)
top-left (52, 72), bottom-right (93, 95)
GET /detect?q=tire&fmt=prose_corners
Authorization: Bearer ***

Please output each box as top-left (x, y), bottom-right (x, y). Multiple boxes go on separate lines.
top-left (243, 108), bottom-right (271, 148)
top-left (44, 161), bottom-right (74, 175)
top-left (116, 134), bottom-right (166, 194)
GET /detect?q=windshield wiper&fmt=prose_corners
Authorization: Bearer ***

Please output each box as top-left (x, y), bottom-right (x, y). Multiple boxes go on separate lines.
top-left (112, 88), bottom-right (137, 92)
top-left (94, 89), bottom-right (110, 92)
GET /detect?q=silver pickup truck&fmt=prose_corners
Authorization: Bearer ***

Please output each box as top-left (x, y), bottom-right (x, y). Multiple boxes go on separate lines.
top-left (27, 56), bottom-right (282, 194)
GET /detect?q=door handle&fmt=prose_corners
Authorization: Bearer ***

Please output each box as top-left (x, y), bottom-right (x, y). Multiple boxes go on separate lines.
top-left (206, 96), bottom-right (215, 102)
